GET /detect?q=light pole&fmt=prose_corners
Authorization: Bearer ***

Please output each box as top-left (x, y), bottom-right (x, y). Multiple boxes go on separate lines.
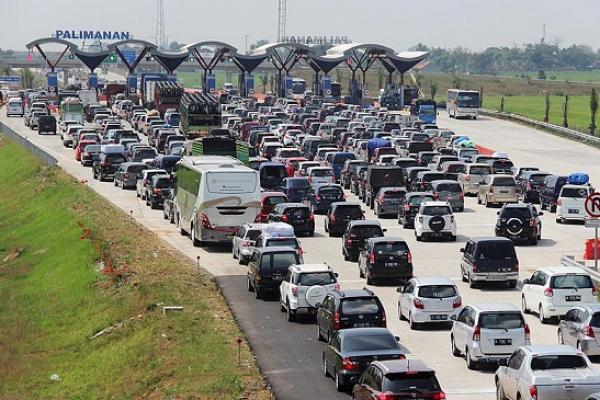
top-left (245, 34), bottom-right (250, 55)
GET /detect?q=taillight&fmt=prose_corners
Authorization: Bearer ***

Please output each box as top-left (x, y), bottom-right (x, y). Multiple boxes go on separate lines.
top-left (334, 282), bottom-right (341, 290)
top-left (296, 247), bottom-right (304, 256)
top-left (413, 298), bottom-right (424, 309)
top-left (280, 214), bottom-right (289, 222)
top-left (406, 251), bottom-right (412, 264)
top-left (101, 162), bottom-right (110, 167)
top-left (315, 195), bottom-right (321, 201)
top-left (291, 286), bottom-right (299, 297)
top-left (452, 296), bottom-right (462, 308)
top-left (584, 325), bottom-right (596, 338)
top-left (431, 393), bottom-right (446, 400)
top-left (524, 323), bottom-right (531, 341)
top-left (530, 218), bottom-right (535, 227)
top-left (153, 188), bottom-right (162, 194)
top-left (472, 262), bottom-right (478, 273)
top-left (489, 186), bottom-right (494, 193)
top-left (529, 385), bottom-right (538, 400)
top-left (368, 252), bottom-right (375, 263)
top-left (200, 213), bottom-right (212, 230)
top-left (465, 175), bottom-right (471, 181)
top-left (433, 192), bottom-right (439, 200)
top-left (345, 239), bottom-right (353, 245)
top-left (308, 213), bottom-right (315, 221)
top-left (144, 179), bottom-right (149, 185)
top-left (472, 325), bottom-right (481, 341)
top-left (514, 262), bottom-right (519, 272)
top-left (377, 195), bottom-right (385, 203)
top-left (254, 214), bottom-right (262, 223)
top-left (544, 287), bottom-right (554, 297)
top-left (593, 286), bottom-right (597, 297)
top-left (341, 357), bottom-right (359, 371)
top-left (334, 312), bottom-right (341, 330)
top-left (330, 215), bottom-right (337, 223)
top-left (557, 199), bottom-right (562, 206)
top-left (527, 182), bottom-right (532, 191)
top-left (403, 204), bottom-right (410, 211)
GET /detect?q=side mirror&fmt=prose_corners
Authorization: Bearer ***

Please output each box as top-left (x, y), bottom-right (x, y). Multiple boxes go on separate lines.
top-left (497, 211), bottom-right (500, 215)
top-left (396, 287), bottom-right (403, 293)
top-left (538, 211), bottom-right (544, 216)
top-left (498, 359), bottom-right (508, 367)
top-left (334, 273), bottom-right (339, 277)
top-left (450, 314), bottom-right (457, 321)
top-left (459, 248), bottom-right (465, 253)
top-left (394, 336), bottom-right (400, 342)
top-left (382, 229), bottom-right (388, 233)
top-left (522, 278), bottom-right (530, 285)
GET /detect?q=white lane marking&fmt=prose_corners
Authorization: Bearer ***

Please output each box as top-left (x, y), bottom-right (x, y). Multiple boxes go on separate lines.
top-left (445, 388), bottom-right (495, 394)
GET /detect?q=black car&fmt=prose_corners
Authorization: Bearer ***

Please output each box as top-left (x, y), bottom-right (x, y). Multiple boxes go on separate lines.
top-left (325, 202), bottom-right (364, 237)
top-left (316, 288), bottom-right (387, 342)
top-left (322, 328), bottom-right (403, 392)
top-left (412, 171), bottom-right (447, 192)
top-left (247, 246), bottom-right (300, 299)
top-left (516, 171), bottom-right (551, 203)
top-left (404, 167), bottom-right (430, 190)
top-left (267, 203), bottom-right (315, 236)
top-left (283, 177), bottom-right (310, 203)
top-left (80, 144), bottom-right (101, 167)
top-left (37, 115), bottom-right (56, 135)
top-left (307, 184), bottom-right (345, 214)
top-left (92, 152), bottom-right (127, 181)
top-left (495, 203), bottom-right (543, 245)
top-left (540, 174), bottom-right (568, 212)
top-left (364, 166), bottom-right (404, 208)
top-left (146, 174), bottom-right (173, 209)
top-left (342, 220), bottom-right (386, 261)
top-left (358, 238), bottom-right (413, 285)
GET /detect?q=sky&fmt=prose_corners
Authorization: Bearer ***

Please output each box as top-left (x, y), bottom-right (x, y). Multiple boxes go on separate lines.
top-left (1, 0), bottom-right (599, 52)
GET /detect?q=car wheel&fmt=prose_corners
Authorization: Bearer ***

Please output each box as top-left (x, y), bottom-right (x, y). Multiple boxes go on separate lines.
top-left (468, 273), bottom-right (478, 289)
top-left (451, 336), bottom-right (461, 357)
top-left (359, 265), bottom-right (365, 278)
top-left (550, 204), bottom-right (557, 213)
top-left (409, 313), bottom-right (418, 330)
top-left (342, 248), bottom-right (350, 261)
top-left (374, 204), bottom-right (379, 216)
top-left (286, 300), bottom-right (296, 322)
top-left (335, 369), bottom-right (345, 392)
top-left (280, 301), bottom-right (286, 312)
top-left (530, 235), bottom-right (538, 245)
top-left (322, 355), bottom-right (330, 377)
top-left (477, 195), bottom-right (481, 205)
top-left (232, 247), bottom-right (238, 259)
top-left (521, 296), bottom-right (529, 314)
top-left (541, 201), bottom-right (547, 211)
top-left (316, 324), bottom-right (323, 341)
top-left (466, 348), bottom-right (478, 370)
top-left (461, 267), bottom-right (468, 283)
top-left (398, 304), bottom-right (406, 321)
top-left (496, 381), bottom-right (507, 400)
top-left (507, 280), bottom-right (517, 289)
top-left (577, 341), bottom-right (583, 351)
top-left (539, 305), bottom-right (550, 324)
top-left (484, 196), bottom-right (491, 208)
top-left (450, 235), bottom-right (457, 242)
top-left (366, 272), bottom-right (373, 285)
top-left (558, 329), bottom-right (564, 344)
top-left (191, 224), bottom-right (201, 247)
top-left (136, 190), bottom-right (140, 198)
top-left (556, 218), bottom-right (562, 224)
top-left (255, 286), bottom-right (262, 299)
top-left (113, 179), bottom-right (118, 187)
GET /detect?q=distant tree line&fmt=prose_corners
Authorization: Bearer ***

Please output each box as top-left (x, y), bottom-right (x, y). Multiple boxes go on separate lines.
top-left (412, 42), bottom-right (599, 74)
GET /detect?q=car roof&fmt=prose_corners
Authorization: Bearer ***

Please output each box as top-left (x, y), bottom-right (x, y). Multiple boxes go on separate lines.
top-left (261, 191), bottom-right (286, 198)
top-left (502, 203), bottom-right (530, 209)
top-left (372, 359), bottom-right (433, 374)
top-left (290, 263), bottom-right (331, 273)
top-left (407, 191), bottom-right (434, 197)
top-left (367, 237), bottom-right (406, 243)
top-left (521, 344), bottom-right (583, 356)
top-left (378, 187), bottom-right (406, 192)
top-left (242, 223), bottom-right (268, 230)
top-left (469, 236), bottom-right (514, 244)
top-left (537, 266), bottom-right (588, 275)
top-left (333, 288), bottom-right (376, 299)
top-left (470, 303), bottom-right (520, 312)
top-left (348, 219), bottom-right (382, 227)
top-left (255, 246), bottom-right (297, 254)
top-left (277, 202), bottom-right (308, 208)
top-left (431, 180), bottom-right (460, 185)
top-left (412, 276), bottom-right (455, 286)
top-left (421, 201), bottom-right (451, 207)
top-left (339, 327), bottom-right (391, 337)
top-left (331, 201), bottom-right (361, 207)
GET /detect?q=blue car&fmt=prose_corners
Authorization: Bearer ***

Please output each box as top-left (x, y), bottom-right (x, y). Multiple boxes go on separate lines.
top-left (283, 177), bottom-right (311, 203)
top-left (307, 184), bottom-right (345, 214)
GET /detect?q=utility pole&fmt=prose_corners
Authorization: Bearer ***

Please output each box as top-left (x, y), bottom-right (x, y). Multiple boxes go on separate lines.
top-left (277, 0), bottom-right (287, 42)
top-left (155, 0), bottom-right (167, 50)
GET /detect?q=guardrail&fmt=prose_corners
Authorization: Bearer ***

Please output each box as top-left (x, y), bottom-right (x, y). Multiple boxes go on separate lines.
top-left (480, 108), bottom-right (600, 148)
top-left (0, 121), bottom-right (58, 166)
top-left (560, 255), bottom-right (600, 282)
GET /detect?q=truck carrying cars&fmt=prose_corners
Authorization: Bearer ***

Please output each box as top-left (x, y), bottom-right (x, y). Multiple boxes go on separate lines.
top-left (59, 97), bottom-right (84, 124)
top-left (153, 81), bottom-right (184, 117)
top-left (179, 91), bottom-right (221, 138)
top-left (185, 130), bottom-right (249, 164)
top-left (140, 73), bottom-right (168, 109)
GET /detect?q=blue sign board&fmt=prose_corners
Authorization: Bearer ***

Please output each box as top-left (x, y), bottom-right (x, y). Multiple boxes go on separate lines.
top-left (126, 74), bottom-right (137, 95)
top-left (246, 75), bottom-right (254, 96)
top-left (122, 50), bottom-right (137, 66)
top-left (0, 76), bottom-right (21, 84)
top-left (206, 74), bottom-right (216, 91)
top-left (167, 74), bottom-right (177, 83)
top-left (88, 73), bottom-right (98, 88)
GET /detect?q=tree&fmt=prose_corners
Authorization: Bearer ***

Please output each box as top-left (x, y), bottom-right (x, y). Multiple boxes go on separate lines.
top-left (248, 39), bottom-right (269, 54)
top-left (544, 91), bottom-right (550, 123)
top-left (563, 95), bottom-right (569, 128)
top-left (500, 96), bottom-right (505, 112)
top-left (429, 79), bottom-right (438, 100)
top-left (377, 69), bottom-right (385, 90)
top-left (451, 76), bottom-right (462, 89)
top-left (590, 88), bottom-right (599, 135)
top-left (259, 73), bottom-right (268, 93)
top-left (1, 65), bottom-right (11, 76)
top-left (20, 68), bottom-right (34, 88)
top-left (537, 70), bottom-right (546, 80)
top-left (168, 41), bottom-right (185, 52)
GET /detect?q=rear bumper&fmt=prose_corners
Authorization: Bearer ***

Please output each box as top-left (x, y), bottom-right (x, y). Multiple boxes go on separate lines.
top-left (463, 182), bottom-right (480, 194)
top-left (579, 338), bottom-right (600, 356)
top-left (543, 304), bottom-right (577, 318)
top-left (557, 206), bottom-right (586, 220)
top-left (411, 309), bottom-right (454, 323)
top-left (471, 272), bottom-right (518, 282)
top-left (200, 227), bottom-right (237, 244)
top-left (291, 222), bottom-right (314, 234)
top-left (488, 194), bottom-right (518, 203)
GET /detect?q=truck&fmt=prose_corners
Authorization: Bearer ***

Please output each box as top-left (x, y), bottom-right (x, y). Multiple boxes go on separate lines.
top-left (411, 99), bottom-right (437, 124)
top-left (179, 91), bottom-right (221, 139)
top-left (59, 97), bottom-right (84, 124)
top-left (77, 89), bottom-right (98, 107)
top-left (186, 133), bottom-right (249, 165)
top-left (101, 83), bottom-right (126, 108)
top-left (140, 73), bottom-right (168, 108)
top-left (153, 81), bottom-right (184, 117)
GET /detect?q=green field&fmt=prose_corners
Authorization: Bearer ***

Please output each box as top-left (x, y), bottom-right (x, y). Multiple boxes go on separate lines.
top-left (177, 70), bottom-right (239, 89)
top-left (495, 70), bottom-right (600, 83)
top-left (482, 95), bottom-right (594, 134)
top-left (0, 136), bottom-right (269, 399)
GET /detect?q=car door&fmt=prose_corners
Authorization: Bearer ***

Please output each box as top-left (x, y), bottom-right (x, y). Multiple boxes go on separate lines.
top-left (503, 349), bottom-right (525, 399)
top-left (317, 296), bottom-right (332, 335)
top-left (247, 251), bottom-right (259, 287)
top-left (453, 307), bottom-right (470, 350)
top-left (400, 280), bottom-right (416, 318)
top-left (233, 226), bottom-right (245, 256)
top-left (527, 271), bottom-right (547, 311)
top-left (461, 241), bottom-right (475, 276)
top-left (562, 309), bottom-right (580, 346)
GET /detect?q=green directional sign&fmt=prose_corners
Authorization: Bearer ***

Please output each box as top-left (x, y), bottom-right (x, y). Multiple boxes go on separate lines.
top-left (104, 53), bottom-right (117, 64)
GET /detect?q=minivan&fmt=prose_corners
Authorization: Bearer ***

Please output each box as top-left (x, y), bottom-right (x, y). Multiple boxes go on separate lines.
top-left (358, 237), bottom-right (413, 285)
top-left (37, 115), bottom-right (57, 135)
top-left (6, 98), bottom-right (24, 117)
top-left (460, 237), bottom-right (519, 289)
top-left (247, 247), bottom-right (300, 299)
top-left (540, 175), bottom-right (568, 212)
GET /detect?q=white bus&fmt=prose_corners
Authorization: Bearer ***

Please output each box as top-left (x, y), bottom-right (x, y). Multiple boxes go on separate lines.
top-left (446, 89), bottom-right (480, 119)
top-left (175, 156), bottom-right (261, 246)
top-left (291, 78), bottom-right (307, 100)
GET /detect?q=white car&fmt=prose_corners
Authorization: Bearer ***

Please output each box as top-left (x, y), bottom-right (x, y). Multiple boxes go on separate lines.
top-left (397, 277), bottom-right (461, 329)
top-left (521, 266), bottom-right (596, 323)
top-left (306, 166), bottom-right (334, 187)
top-left (556, 184), bottom-right (592, 223)
top-left (496, 345), bottom-right (600, 400)
top-left (61, 124), bottom-right (84, 147)
top-left (450, 303), bottom-right (530, 370)
top-left (279, 263), bottom-right (339, 322)
top-left (414, 201), bottom-right (457, 241)
top-left (232, 223), bottom-right (266, 265)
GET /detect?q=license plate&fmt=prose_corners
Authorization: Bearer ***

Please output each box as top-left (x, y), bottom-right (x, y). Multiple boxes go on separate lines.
top-left (385, 262), bottom-right (399, 268)
top-left (273, 276), bottom-right (283, 281)
top-left (568, 209), bottom-right (579, 214)
top-left (566, 295), bottom-right (581, 301)
top-left (495, 338), bottom-right (512, 345)
top-left (295, 219), bottom-right (305, 223)
top-left (500, 190), bottom-right (509, 194)
top-left (353, 322), bottom-right (373, 328)
top-left (430, 315), bottom-right (448, 320)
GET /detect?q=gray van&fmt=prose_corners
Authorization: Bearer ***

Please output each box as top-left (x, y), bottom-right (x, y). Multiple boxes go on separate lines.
top-left (460, 237), bottom-right (519, 289)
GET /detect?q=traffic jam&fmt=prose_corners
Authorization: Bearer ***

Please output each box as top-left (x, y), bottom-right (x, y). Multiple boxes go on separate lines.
top-left (8, 83), bottom-right (600, 400)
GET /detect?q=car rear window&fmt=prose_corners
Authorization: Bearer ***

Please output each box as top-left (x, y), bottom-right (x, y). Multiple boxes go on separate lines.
top-left (264, 252), bottom-right (298, 271)
top-left (84, 144), bottom-right (101, 153)
top-left (351, 226), bottom-right (383, 237)
top-left (383, 372), bottom-right (441, 392)
top-left (296, 272), bottom-right (336, 286)
top-left (319, 187), bottom-right (344, 196)
top-left (493, 160), bottom-right (514, 169)
top-left (311, 169), bottom-right (332, 177)
top-left (343, 334), bottom-right (398, 352)
top-left (136, 149), bottom-right (158, 159)
top-left (105, 154), bottom-right (126, 163)
top-left (418, 285), bottom-right (457, 298)
top-left (550, 274), bottom-right (593, 289)
top-left (341, 297), bottom-right (380, 315)
top-left (265, 238), bottom-right (298, 249)
top-left (287, 178), bottom-right (309, 188)
top-left (374, 242), bottom-right (409, 255)
top-left (475, 241), bottom-right (516, 260)
top-left (128, 165), bottom-right (147, 173)
top-left (246, 229), bottom-right (262, 241)
top-left (285, 207), bottom-right (309, 217)
top-left (529, 174), bottom-right (550, 184)
top-left (492, 177), bottom-right (516, 186)
top-left (435, 183), bottom-right (461, 192)
top-left (479, 312), bottom-right (524, 329)
top-left (335, 206), bottom-right (363, 218)
top-left (383, 190), bottom-right (405, 199)
top-left (409, 195), bottom-right (434, 206)
top-left (154, 178), bottom-right (172, 188)
top-left (280, 149), bottom-right (301, 157)
top-left (446, 164), bottom-right (466, 173)
top-left (561, 187), bottom-right (589, 198)
top-left (265, 196), bottom-right (287, 206)
top-left (530, 355), bottom-right (587, 370)
top-left (421, 206), bottom-right (451, 216)
top-left (590, 313), bottom-right (600, 328)
top-left (500, 207), bottom-right (532, 219)
top-left (261, 166), bottom-right (285, 178)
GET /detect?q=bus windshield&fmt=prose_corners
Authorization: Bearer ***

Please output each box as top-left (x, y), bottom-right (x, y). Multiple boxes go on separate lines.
top-left (292, 80), bottom-right (306, 95)
top-left (457, 93), bottom-right (480, 108)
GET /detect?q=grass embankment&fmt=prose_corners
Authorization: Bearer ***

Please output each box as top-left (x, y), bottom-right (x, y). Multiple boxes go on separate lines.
top-left (0, 136), bottom-right (270, 399)
top-left (495, 69), bottom-right (600, 82)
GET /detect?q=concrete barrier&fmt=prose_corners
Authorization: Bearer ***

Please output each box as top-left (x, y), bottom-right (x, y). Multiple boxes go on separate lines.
top-left (0, 121), bottom-right (58, 166)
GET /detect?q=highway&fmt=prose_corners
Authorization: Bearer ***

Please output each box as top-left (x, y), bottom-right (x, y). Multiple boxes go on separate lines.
top-left (2, 111), bottom-right (598, 400)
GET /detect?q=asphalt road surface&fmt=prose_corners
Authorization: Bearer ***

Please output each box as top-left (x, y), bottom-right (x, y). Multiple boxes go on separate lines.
top-left (3, 111), bottom-right (599, 400)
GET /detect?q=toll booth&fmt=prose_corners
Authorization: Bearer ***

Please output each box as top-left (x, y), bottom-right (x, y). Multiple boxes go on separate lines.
top-left (126, 74), bottom-right (138, 96)
top-left (320, 76), bottom-right (332, 97)
top-left (245, 75), bottom-right (255, 96)
top-left (206, 74), bottom-right (216, 92)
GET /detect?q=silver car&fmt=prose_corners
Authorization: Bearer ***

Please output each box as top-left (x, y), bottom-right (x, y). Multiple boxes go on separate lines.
top-left (558, 304), bottom-right (600, 356)
top-left (232, 223), bottom-right (266, 265)
top-left (496, 345), bottom-right (600, 400)
top-left (457, 163), bottom-right (491, 195)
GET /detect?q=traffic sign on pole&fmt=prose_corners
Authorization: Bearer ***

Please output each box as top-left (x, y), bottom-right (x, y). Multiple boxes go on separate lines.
top-left (585, 193), bottom-right (600, 218)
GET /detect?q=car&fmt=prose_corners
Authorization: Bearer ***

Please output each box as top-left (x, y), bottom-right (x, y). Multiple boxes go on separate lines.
top-left (282, 177), bottom-right (310, 203)
top-left (352, 359), bottom-right (445, 400)
top-left (457, 163), bottom-right (491, 196)
top-left (62, 124), bottom-right (84, 147)
top-left (74, 139), bottom-right (98, 161)
top-left (232, 223), bottom-right (267, 264)
top-left (253, 222), bottom-right (304, 262)
top-left (558, 304), bottom-right (600, 356)
top-left (496, 345), bottom-right (600, 400)
top-left (397, 277), bottom-right (461, 330)
top-left (340, 160), bottom-right (368, 189)
top-left (325, 202), bottom-right (365, 237)
top-left (358, 238), bottom-right (413, 285)
top-left (521, 266), bottom-right (596, 323)
top-left (412, 171), bottom-right (446, 192)
top-left (495, 203), bottom-right (543, 244)
top-left (364, 166), bottom-right (404, 208)
top-left (37, 115), bottom-right (56, 135)
top-left (257, 191), bottom-right (288, 222)
top-left (92, 151), bottom-right (127, 181)
top-left (322, 328), bottom-right (403, 392)
top-left (296, 161), bottom-right (320, 177)
top-left (556, 184), bottom-right (592, 223)
top-left (430, 180), bottom-right (464, 211)
top-left (247, 246), bottom-right (300, 299)
top-left (307, 166), bottom-right (335, 187)
top-left (477, 174), bottom-right (519, 207)
top-left (29, 110), bottom-right (47, 130)
top-left (540, 174), bottom-right (568, 212)
top-left (136, 169), bottom-right (168, 199)
top-left (80, 144), bottom-right (101, 167)
top-left (397, 192), bottom-right (435, 229)
top-left (342, 220), bottom-right (386, 262)
top-left (414, 201), bottom-right (457, 242)
top-left (279, 263), bottom-right (339, 321)
top-left (113, 162), bottom-right (148, 190)
top-left (145, 174), bottom-right (173, 209)
top-left (460, 237), bottom-right (519, 289)
top-left (267, 203), bottom-right (315, 236)
top-left (306, 184), bottom-right (345, 214)
top-left (373, 187), bottom-right (406, 217)
top-left (451, 303), bottom-right (530, 370)
top-left (516, 171), bottom-right (552, 204)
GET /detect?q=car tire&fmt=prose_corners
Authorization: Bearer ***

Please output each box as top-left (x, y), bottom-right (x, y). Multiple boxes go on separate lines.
top-left (280, 301), bottom-right (286, 312)
top-left (409, 314), bottom-right (418, 330)
top-left (496, 382), bottom-right (508, 400)
top-left (317, 324), bottom-right (323, 341)
top-left (451, 336), bottom-right (461, 357)
top-left (323, 355), bottom-right (330, 377)
top-left (477, 196), bottom-right (481, 205)
top-left (335, 369), bottom-right (345, 392)
top-left (558, 329), bottom-right (564, 344)
top-left (309, 230), bottom-right (315, 237)
top-left (507, 280), bottom-right (517, 289)
top-left (530, 235), bottom-right (538, 245)
top-left (468, 273), bottom-right (478, 289)
top-left (191, 224), bottom-right (201, 247)
top-left (461, 267), bottom-right (468, 283)
top-left (541, 201), bottom-right (547, 211)
top-left (450, 235), bottom-right (457, 242)
top-left (366, 272), bottom-right (373, 285)
top-left (113, 179), bottom-right (118, 187)
top-left (466, 348), bottom-right (478, 370)
top-left (232, 248), bottom-right (238, 259)
top-left (359, 265), bottom-right (365, 278)
top-left (343, 248), bottom-right (350, 261)
top-left (556, 218), bottom-right (562, 224)
top-left (286, 300), bottom-right (296, 322)
top-left (255, 287), bottom-right (262, 299)
top-left (398, 305), bottom-right (406, 321)
top-left (539, 305), bottom-right (550, 324)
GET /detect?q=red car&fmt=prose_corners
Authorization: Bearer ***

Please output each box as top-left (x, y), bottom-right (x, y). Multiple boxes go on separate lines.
top-left (284, 157), bottom-right (308, 177)
top-left (75, 140), bottom-right (98, 161)
top-left (257, 191), bottom-right (288, 222)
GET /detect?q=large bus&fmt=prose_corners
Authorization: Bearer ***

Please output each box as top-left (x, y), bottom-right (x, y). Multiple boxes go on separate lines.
top-left (291, 78), bottom-right (306, 100)
top-left (175, 156), bottom-right (261, 246)
top-left (446, 89), bottom-right (480, 119)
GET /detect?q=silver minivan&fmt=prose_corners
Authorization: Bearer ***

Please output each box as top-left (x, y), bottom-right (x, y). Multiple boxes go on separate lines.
top-left (458, 163), bottom-right (491, 195)
top-left (6, 98), bottom-right (24, 117)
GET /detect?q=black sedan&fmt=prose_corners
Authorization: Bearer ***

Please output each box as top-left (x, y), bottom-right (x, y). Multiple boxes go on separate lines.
top-left (306, 184), bottom-right (345, 214)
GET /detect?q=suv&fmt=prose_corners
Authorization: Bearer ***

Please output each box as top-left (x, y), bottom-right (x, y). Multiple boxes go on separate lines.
top-left (521, 267), bottom-right (596, 323)
top-left (397, 192), bottom-right (435, 229)
top-left (477, 175), bottom-right (518, 207)
top-left (358, 238), bottom-right (413, 285)
top-left (352, 359), bottom-right (445, 400)
top-left (342, 220), bottom-right (386, 262)
top-left (279, 263), bottom-right (339, 321)
top-left (450, 303), bottom-right (530, 370)
top-left (306, 183), bottom-right (345, 214)
top-left (373, 187), bottom-right (406, 217)
top-left (397, 277), bottom-right (461, 330)
top-left (460, 237), bottom-right (519, 289)
top-left (316, 288), bottom-right (386, 342)
top-left (247, 247), bottom-right (300, 299)
top-left (37, 115), bottom-right (56, 135)
top-left (253, 223), bottom-right (304, 263)
top-left (267, 203), bottom-right (315, 236)
top-left (495, 203), bottom-right (543, 244)
top-left (414, 201), bottom-right (457, 242)
top-left (136, 169), bottom-right (168, 199)
top-left (556, 184), bottom-right (592, 223)
top-left (325, 202), bottom-right (365, 237)
top-left (232, 223), bottom-right (266, 264)
top-left (92, 152), bottom-right (127, 181)
top-left (516, 171), bottom-right (552, 204)
top-left (430, 180), bottom-right (464, 211)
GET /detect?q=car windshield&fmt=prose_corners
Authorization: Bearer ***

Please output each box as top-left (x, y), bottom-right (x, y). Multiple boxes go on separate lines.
top-left (476, 241), bottom-right (516, 260)
top-left (351, 226), bottom-right (383, 237)
top-left (479, 312), bottom-right (524, 329)
top-left (561, 187), bottom-right (589, 198)
top-left (297, 272), bottom-right (336, 286)
top-left (530, 355), bottom-right (587, 370)
top-left (493, 177), bottom-right (516, 186)
top-left (550, 274), bottom-right (593, 289)
top-left (383, 372), bottom-right (441, 392)
top-left (287, 179), bottom-right (309, 188)
top-left (418, 285), bottom-right (457, 299)
top-left (383, 191), bottom-right (405, 199)
top-left (311, 169), bottom-right (332, 177)
top-left (266, 238), bottom-right (298, 249)
top-left (319, 187), bottom-right (343, 196)
top-left (469, 166), bottom-right (491, 175)
top-left (343, 334), bottom-right (398, 352)
top-left (421, 206), bottom-right (451, 216)
top-left (335, 206), bottom-right (363, 218)
top-left (409, 196), bottom-right (434, 206)
top-left (529, 174), bottom-right (549, 184)
top-left (341, 297), bottom-right (380, 315)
